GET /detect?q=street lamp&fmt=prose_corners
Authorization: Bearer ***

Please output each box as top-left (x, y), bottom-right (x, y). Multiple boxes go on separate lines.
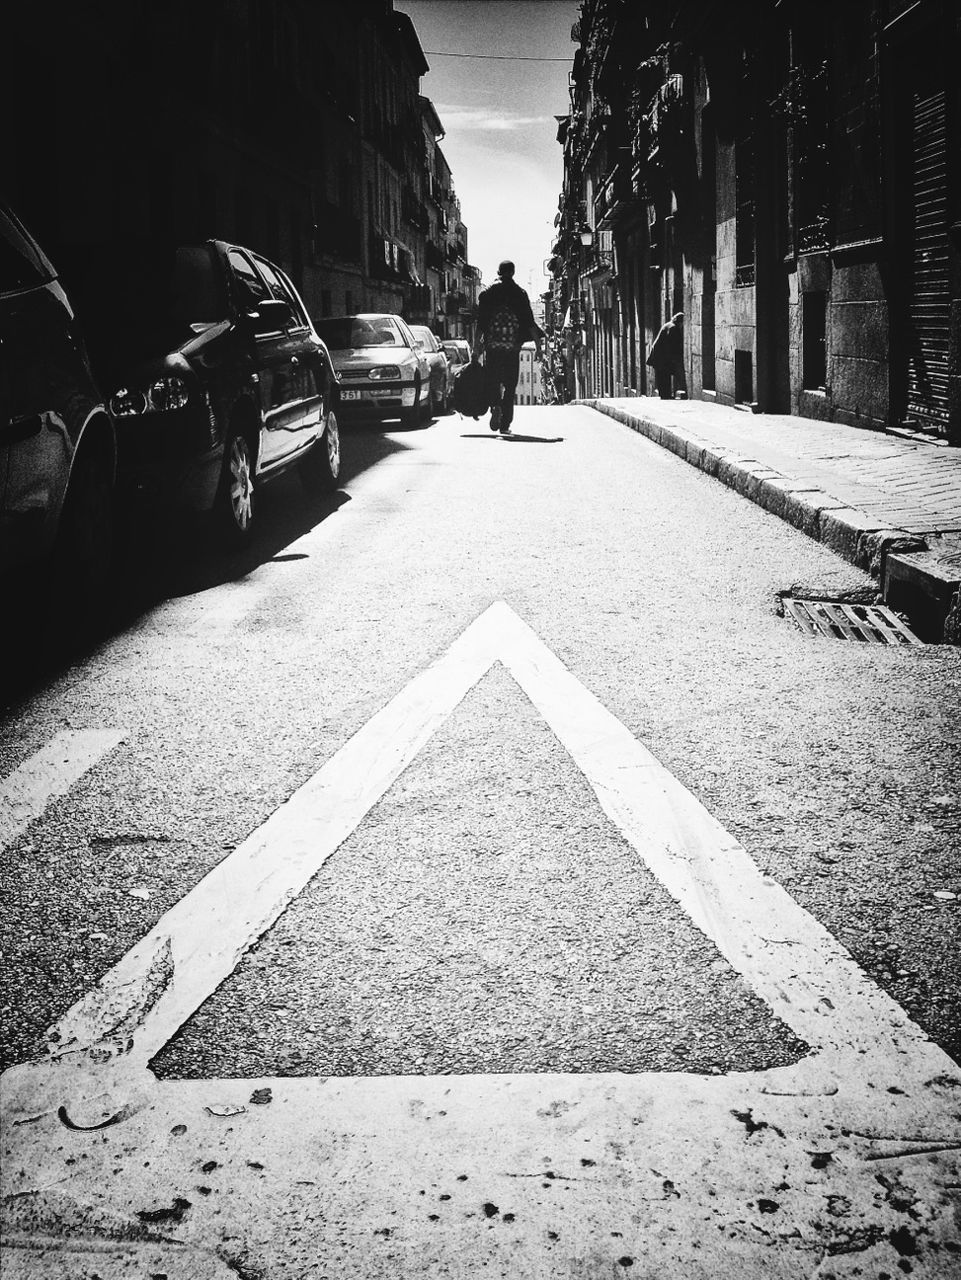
top-left (578, 223), bottom-right (612, 268)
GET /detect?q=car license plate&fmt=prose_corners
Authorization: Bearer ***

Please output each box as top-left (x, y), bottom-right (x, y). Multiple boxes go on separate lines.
top-left (341, 390), bottom-right (366, 401)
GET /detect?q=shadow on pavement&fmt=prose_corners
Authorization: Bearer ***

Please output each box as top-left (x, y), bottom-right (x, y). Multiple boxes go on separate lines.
top-left (460, 433), bottom-right (565, 444)
top-left (1, 431), bottom-right (411, 710)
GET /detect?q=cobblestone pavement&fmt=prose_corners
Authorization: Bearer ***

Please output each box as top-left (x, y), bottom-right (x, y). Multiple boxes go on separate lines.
top-left (592, 396), bottom-right (961, 537)
top-left (589, 396), bottom-right (961, 638)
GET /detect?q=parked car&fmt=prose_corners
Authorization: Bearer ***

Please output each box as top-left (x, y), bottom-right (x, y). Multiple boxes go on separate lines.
top-left (0, 205), bottom-right (116, 628)
top-left (407, 324), bottom-right (453, 415)
top-left (60, 239), bottom-right (341, 545)
top-left (313, 313), bottom-right (431, 428)
top-left (442, 339), bottom-right (472, 371)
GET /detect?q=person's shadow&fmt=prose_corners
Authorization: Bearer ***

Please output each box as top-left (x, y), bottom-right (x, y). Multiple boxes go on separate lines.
top-left (460, 432), bottom-right (564, 443)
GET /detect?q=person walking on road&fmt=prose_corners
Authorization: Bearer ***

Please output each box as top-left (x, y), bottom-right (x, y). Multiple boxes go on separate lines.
top-left (646, 312), bottom-right (685, 399)
top-left (476, 260), bottom-right (544, 435)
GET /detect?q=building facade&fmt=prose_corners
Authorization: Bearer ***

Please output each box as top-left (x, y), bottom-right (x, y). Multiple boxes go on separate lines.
top-left (517, 344), bottom-right (545, 406)
top-left (549, 0), bottom-right (959, 442)
top-left (9, 0), bottom-right (480, 341)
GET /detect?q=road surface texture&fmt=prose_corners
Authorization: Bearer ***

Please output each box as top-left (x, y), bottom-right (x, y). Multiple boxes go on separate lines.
top-left (1, 403), bottom-right (959, 1278)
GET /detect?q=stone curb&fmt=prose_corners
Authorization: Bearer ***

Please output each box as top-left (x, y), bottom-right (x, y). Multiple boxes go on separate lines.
top-left (584, 399), bottom-right (960, 633)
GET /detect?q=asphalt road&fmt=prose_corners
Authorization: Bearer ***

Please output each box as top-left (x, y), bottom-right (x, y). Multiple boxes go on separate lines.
top-left (1, 402), bottom-right (959, 1276)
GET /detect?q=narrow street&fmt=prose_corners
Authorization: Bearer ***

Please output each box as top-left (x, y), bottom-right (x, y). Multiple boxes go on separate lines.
top-left (2, 404), bottom-right (959, 1278)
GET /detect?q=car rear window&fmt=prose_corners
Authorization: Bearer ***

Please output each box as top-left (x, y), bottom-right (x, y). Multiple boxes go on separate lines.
top-left (315, 316), bottom-right (406, 349)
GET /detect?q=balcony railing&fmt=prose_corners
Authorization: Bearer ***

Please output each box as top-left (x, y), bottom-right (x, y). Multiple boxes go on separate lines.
top-left (402, 188), bottom-right (429, 233)
top-left (592, 161), bottom-right (640, 229)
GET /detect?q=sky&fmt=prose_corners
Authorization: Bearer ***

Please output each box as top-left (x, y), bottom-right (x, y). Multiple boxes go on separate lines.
top-left (395, 0), bottom-right (581, 296)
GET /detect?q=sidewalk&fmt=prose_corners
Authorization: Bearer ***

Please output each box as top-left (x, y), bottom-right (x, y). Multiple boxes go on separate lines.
top-left (586, 396), bottom-right (961, 641)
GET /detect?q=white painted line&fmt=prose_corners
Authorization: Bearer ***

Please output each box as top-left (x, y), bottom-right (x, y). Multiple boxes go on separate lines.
top-left (49, 613), bottom-right (496, 1064)
top-left (46, 603), bottom-right (941, 1089)
top-left (0, 729), bottom-right (125, 851)
top-left (492, 602), bottom-right (933, 1073)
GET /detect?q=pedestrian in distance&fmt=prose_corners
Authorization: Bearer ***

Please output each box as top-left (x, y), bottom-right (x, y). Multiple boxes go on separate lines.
top-left (646, 312), bottom-right (685, 399)
top-left (475, 260), bottom-right (545, 435)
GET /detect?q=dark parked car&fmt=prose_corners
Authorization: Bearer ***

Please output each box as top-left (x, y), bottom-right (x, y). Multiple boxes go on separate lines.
top-left (62, 239), bottom-right (341, 544)
top-left (0, 206), bottom-right (116, 625)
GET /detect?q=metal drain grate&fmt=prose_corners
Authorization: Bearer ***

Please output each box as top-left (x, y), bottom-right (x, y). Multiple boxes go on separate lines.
top-left (784, 597), bottom-right (924, 646)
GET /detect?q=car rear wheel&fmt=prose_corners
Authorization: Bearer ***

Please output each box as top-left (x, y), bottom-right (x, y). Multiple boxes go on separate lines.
top-left (300, 410), bottom-right (341, 495)
top-left (215, 429), bottom-right (254, 545)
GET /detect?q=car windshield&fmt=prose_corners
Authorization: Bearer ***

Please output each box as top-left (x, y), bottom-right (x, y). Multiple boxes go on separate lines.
top-left (315, 316), bottom-right (406, 349)
top-left (57, 241), bottom-right (227, 382)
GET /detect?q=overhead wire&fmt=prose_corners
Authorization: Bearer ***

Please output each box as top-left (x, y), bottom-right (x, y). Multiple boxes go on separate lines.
top-left (423, 51), bottom-right (574, 61)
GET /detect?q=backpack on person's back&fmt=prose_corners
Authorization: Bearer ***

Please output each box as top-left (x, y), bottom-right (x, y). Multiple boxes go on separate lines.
top-left (486, 304), bottom-right (523, 351)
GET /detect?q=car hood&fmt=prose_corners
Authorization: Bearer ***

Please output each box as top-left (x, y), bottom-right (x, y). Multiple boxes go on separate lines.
top-left (98, 323), bottom-right (232, 391)
top-left (329, 348), bottom-right (418, 370)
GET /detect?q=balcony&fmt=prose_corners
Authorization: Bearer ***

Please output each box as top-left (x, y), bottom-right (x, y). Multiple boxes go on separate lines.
top-left (402, 187), bottom-right (429, 233)
top-left (592, 162), bottom-right (643, 230)
top-left (369, 235), bottom-right (402, 282)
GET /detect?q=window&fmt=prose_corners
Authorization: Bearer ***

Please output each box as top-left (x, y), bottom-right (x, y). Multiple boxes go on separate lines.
top-left (735, 349), bottom-right (754, 404)
top-left (735, 133), bottom-right (756, 287)
top-left (315, 316), bottom-right (407, 350)
top-left (802, 292), bottom-right (827, 389)
top-left (227, 249), bottom-right (268, 306)
top-left (253, 256), bottom-right (307, 326)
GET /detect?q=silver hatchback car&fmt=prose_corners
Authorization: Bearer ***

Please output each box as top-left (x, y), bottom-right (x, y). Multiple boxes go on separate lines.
top-left (314, 313), bottom-right (431, 428)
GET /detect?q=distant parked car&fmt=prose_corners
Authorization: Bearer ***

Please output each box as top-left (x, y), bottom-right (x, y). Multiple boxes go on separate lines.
top-left (407, 324), bottom-right (453, 415)
top-left (442, 339), bottom-right (472, 371)
top-left (0, 205), bottom-right (116, 626)
top-left (62, 239), bottom-right (340, 544)
top-left (313, 313), bottom-right (431, 429)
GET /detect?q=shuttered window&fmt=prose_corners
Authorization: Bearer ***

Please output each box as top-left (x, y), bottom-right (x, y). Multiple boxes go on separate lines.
top-left (905, 89), bottom-right (950, 431)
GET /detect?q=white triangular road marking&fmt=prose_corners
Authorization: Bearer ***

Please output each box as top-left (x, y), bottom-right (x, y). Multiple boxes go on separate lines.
top-left (2, 603), bottom-right (958, 1277)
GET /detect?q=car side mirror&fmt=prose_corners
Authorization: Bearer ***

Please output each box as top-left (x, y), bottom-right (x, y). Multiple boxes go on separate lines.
top-left (245, 298), bottom-right (292, 333)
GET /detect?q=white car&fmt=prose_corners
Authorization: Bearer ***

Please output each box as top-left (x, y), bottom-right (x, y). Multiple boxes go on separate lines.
top-left (314, 313), bottom-right (431, 428)
top-left (407, 324), bottom-right (453, 416)
top-left (441, 339), bottom-right (472, 371)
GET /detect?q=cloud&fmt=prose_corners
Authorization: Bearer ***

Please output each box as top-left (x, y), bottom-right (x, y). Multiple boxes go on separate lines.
top-left (436, 105), bottom-right (551, 132)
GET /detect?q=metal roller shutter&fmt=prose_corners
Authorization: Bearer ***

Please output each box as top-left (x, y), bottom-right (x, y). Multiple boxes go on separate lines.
top-left (905, 89), bottom-right (950, 431)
